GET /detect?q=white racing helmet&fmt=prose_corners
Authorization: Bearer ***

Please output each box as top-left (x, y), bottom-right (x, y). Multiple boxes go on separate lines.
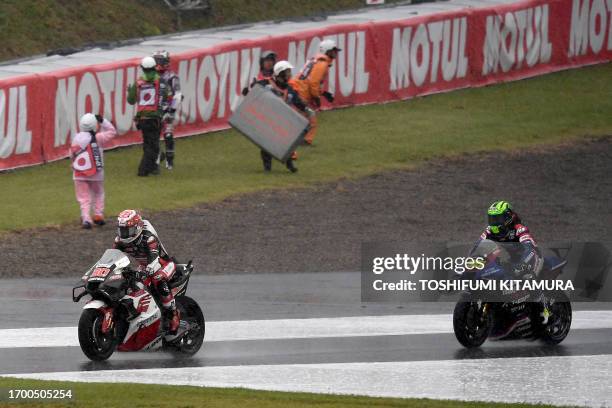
top-left (79, 113), bottom-right (97, 132)
top-left (140, 56), bottom-right (157, 70)
top-left (117, 209), bottom-right (144, 244)
top-left (319, 39), bottom-right (341, 54)
top-left (273, 60), bottom-right (294, 78)
top-left (152, 50), bottom-right (170, 67)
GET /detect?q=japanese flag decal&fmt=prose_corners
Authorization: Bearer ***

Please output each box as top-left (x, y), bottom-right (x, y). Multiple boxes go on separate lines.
top-left (72, 147), bottom-right (94, 172)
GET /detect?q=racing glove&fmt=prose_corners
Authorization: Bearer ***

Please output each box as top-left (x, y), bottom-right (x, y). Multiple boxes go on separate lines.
top-left (145, 265), bottom-right (157, 277)
top-left (131, 266), bottom-right (147, 282)
top-left (322, 91), bottom-right (335, 103)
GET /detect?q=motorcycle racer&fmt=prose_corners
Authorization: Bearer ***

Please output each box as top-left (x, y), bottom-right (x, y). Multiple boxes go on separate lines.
top-left (478, 200), bottom-right (550, 323)
top-left (152, 50), bottom-right (182, 170)
top-left (113, 210), bottom-right (180, 334)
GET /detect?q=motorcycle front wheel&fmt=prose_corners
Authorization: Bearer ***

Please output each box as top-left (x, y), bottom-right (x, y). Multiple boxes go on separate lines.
top-left (453, 300), bottom-right (492, 348)
top-left (78, 309), bottom-right (117, 361)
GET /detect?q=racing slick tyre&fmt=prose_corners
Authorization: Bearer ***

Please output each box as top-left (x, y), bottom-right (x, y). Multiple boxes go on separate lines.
top-left (170, 295), bottom-right (205, 357)
top-left (453, 300), bottom-right (492, 348)
top-left (540, 300), bottom-right (572, 345)
top-left (78, 309), bottom-right (117, 361)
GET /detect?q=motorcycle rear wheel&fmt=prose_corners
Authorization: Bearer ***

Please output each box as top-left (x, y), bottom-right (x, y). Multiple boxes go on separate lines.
top-left (540, 301), bottom-right (572, 345)
top-left (169, 295), bottom-right (205, 357)
top-left (78, 309), bottom-right (117, 361)
top-left (453, 301), bottom-right (492, 348)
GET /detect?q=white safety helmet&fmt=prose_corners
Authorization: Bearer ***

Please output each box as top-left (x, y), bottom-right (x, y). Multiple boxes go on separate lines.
top-left (79, 113), bottom-right (98, 132)
top-left (319, 39), bottom-right (341, 54)
top-left (140, 56), bottom-right (157, 70)
top-left (273, 60), bottom-right (294, 78)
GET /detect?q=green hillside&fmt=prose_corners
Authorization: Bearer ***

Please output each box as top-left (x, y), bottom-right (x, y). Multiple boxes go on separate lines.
top-left (0, 0), bottom-right (402, 61)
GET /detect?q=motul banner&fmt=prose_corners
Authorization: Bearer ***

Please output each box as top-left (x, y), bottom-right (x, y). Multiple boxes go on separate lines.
top-left (1, 0), bottom-right (610, 171)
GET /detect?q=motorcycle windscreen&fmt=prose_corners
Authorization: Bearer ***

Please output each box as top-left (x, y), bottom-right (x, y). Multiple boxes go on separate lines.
top-left (229, 84), bottom-right (309, 162)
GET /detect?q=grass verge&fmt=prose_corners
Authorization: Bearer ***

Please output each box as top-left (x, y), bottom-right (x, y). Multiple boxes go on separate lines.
top-left (0, 378), bottom-right (567, 408)
top-left (1, 64), bottom-right (611, 232)
top-left (0, 0), bottom-right (403, 62)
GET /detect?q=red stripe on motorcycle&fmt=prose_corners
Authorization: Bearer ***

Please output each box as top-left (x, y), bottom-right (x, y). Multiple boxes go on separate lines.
top-left (117, 320), bottom-right (162, 352)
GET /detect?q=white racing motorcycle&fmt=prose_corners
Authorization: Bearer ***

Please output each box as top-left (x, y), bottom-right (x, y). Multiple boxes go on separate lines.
top-left (72, 249), bottom-right (205, 361)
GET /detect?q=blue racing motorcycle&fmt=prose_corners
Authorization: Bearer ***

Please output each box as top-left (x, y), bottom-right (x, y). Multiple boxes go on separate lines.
top-left (453, 239), bottom-right (572, 348)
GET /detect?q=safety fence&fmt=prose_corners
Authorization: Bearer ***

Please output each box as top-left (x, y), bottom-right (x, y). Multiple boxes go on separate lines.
top-left (0, 0), bottom-right (610, 170)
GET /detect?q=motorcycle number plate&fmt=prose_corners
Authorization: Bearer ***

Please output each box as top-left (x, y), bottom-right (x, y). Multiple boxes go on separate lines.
top-left (91, 267), bottom-right (111, 278)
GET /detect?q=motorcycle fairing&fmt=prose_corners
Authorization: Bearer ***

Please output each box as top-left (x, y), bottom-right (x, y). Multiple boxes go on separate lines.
top-left (83, 300), bottom-right (107, 310)
top-left (117, 283), bottom-right (163, 352)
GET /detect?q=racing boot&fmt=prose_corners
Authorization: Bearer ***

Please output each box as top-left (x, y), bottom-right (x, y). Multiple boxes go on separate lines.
top-left (167, 308), bottom-right (180, 335)
top-left (541, 306), bottom-right (551, 325)
top-left (531, 293), bottom-right (551, 327)
top-left (539, 296), bottom-right (551, 325)
top-left (164, 133), bottom-right (175, 170)
top-left (165, 155), bottom-right (174, 170)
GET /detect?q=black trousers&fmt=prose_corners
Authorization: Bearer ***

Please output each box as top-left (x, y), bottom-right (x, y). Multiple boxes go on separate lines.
top-left (137, 118), bottom-right (161, 176)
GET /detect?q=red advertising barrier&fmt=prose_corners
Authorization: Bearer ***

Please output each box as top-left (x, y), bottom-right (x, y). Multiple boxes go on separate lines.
top-left (1, 0), bottom-right (610, 171)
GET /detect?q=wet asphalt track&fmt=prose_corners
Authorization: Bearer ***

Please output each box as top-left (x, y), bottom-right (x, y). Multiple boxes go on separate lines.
top-left (1, 272), bottom-right (611, 406)
top-left (1, 273), bottom-right (610, 372)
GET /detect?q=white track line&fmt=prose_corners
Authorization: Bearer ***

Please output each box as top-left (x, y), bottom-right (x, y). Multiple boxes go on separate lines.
top-left (1, 311), bottom-right (611, 349)
top-left (6, 354), bottom-right (612, 407)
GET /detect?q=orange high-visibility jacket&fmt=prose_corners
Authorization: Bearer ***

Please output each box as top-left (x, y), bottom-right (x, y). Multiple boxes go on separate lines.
top-left (290, 53), bottom-right (333, 101)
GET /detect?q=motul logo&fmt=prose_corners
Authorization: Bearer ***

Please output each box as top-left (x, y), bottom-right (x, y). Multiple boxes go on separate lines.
top-left (568, 0), bottom-right (612, 56)
top-left (482, 5), bottom-right (552, 75)
top-left (389, 17), bottom-right (468, 90)
top-left (178, 48), bottom-right (261, 124)
top-left (54, 68), bottom-right (138, 147)
top-left (0, 86), bottom-right (32, 159)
